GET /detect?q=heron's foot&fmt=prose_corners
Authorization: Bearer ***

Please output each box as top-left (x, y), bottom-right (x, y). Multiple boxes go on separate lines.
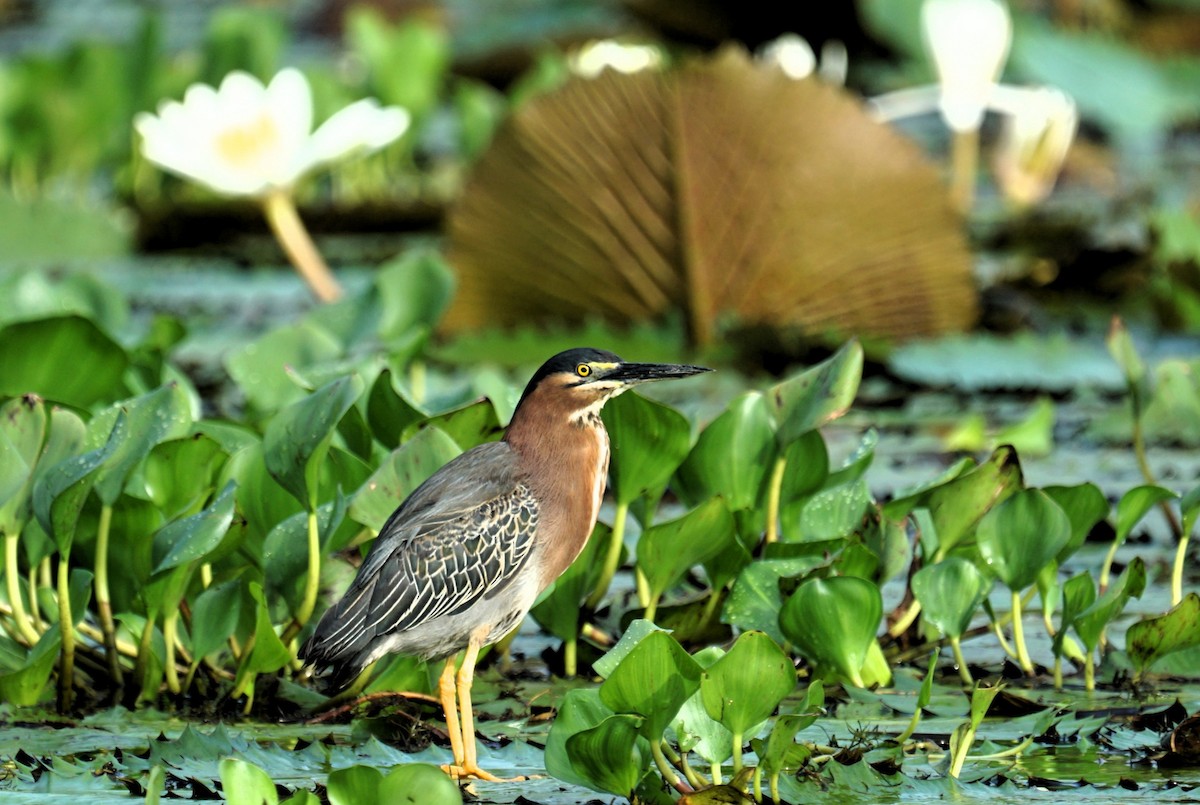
top-left (440, 762), bottom-right (530, 783)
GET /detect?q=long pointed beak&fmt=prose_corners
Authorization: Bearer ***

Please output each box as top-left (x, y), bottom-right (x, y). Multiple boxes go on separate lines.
top-left (606, 362), bottom-right (713, 385)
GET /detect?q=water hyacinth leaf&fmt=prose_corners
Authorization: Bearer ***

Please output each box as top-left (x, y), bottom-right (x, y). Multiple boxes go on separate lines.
top-left (418, 398), bottom-right (502, 451)
top-left (766, 340), bottom-right (863, 447)
top-left (593, 619), bottom-right (666, 679)
top-left (1115, 484), bottom-right (1177, 545)
top-left (976, 489), bottom-right (1072, 592)
top-left (701, 631), bottom-right (795, 736)
top-left (786, 479), bottom-right (871, 543)
top-left (1106, 315), bottom-right (1147, 388)
top-left (0, 395), bottom-right (47, 533)
top-left (225, 320), bottom-right (343, 413)
top-left (565, 714), bottom-right (649, 798)
top-left (152, 482), bottom-right (237, 574)
top-left (1044, 482), bottom-right (1109, 563)
top-left (140, 434), bottom-right (227, 519)
top-left (189, 577), bottom-right (246, 660)
top-left (265, 493), bottom-right (347, 611)
top-left (602, 390), bottom-right (693, 507)
top-left (0, 315), bottom-right (129, 408)
top-left (599, 629), bottom-right (702, 739)
top-left (545, 687), bottom-right (617, 788)
top-left (88, 382), bottom-right (193, 506)
top-left (0, 628), bottom-right (60, 706)
top-left (349, 426), bottom-right (461, 532)
top-left (221, 443), bottom-right (303, 542)
top-left (245, 581), bottom-right (291, 675)
top-left (378, 763), bottom-right (463, 805)
top-left (1182, 485), bottom-right (1200, 536)
top-left (1074, 558), bottom-right (1146, 652)
top-left (33, 412), bottom-right (125, 553)
top-left (882, 456), bottom-right (974, 521)
top-left (327, 765), bottom-right (384, 805)
top-left (723, 558), bottom-right (823, 645)
top-left (219, 757), bottom-right (278, 805)
top-left (825, 427), bottom-right (878, 488)
top-left (1054, 572), bottom-right (1096, 656)
top-left (672, 646), bottom-right (733, 764)
top-left (1127, 593), bottom-right (1200, 676)
top-left (779, 429), bottom-right (829, 504)
top-left (757, 680), bottom-right (824, 777)
top-left (263, 374), bottom-right (364, 511)
top-left (912, 557), bottom-right (992, 639)
top-left (675, 391), bottom-right (775, 511)
top-left (374, 251), bottom-right (457, 343)
top-left (925, 445), bottom-right (1022, 560)
top-left (638, 499), bottom-right (736, 606)
top-left (365, 368), bottom-right (427, 449)
top-left (780, 576), bottom-right (882, 688)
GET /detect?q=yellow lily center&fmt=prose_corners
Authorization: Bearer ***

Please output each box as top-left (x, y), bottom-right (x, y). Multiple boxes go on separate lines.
top-left (214, 113), bottom-right (281, 168)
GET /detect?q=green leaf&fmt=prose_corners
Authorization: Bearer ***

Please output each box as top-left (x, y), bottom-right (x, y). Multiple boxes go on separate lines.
top-left (327, 765), bottom-right (383, 805)
top-left (778, 429), bottom-right (829, 504)
top-left (225, 320), bottom-right (343, 413)
top-left (1127, 593), bottom-right (1200, 676)
top-left (784, 479), bottom-right (871, 543)
top-left (0, 394), bottom-right (47, 535)
top-left (565, 714), bottom-right (649, 798)
top-left (780, 576), bottom-right (881, 688)
top-left (765, 340), bottom-right (863, 446)
top-left (378, 763), bottom-right (463, 805)
top-left (1115, 484), bottom-right (1177, 545)
top-left (222, 443), bottom-right (303, 542)
top-left (152, 482), bottom-right (237, 573)
top-left (672, 646), bottom-right (733, 763)
top-left (599, 630), bottom-right (702, 739)
top-left (264, 494), bottom-right (347, 611)
top-left (545, 687), bottom-right (617, 788)
top-left (757, 680), bottom-right (824, 776)
top-left (0, 628), bottom-right (60, 706)
top-left (638, 499), bottom-right (736, 606)
top-left (365, 368), bottom-right (428, 449)
top-left (140, 433), bottom-right (228, 519)
top-left (1074, 558), bottom-right (1147, 652)
top-left (700, 631), bottom-right (794, 736)
top-left (244, 582), bottom-right (291, 675)
top-left (89, 383), bottom-right (194, 506)
top-left (375, 250), bottom-right (456, 342)
top-left (189, 577), bottom-right (247, 660)
top-left (1043, 482), bottom-right (1109, 564)
top-left (417, 398), bottom-right (502, 451)
top-left (219, 757), bottom-right (278, 805)
top-left (675, 391), bottom-right (775, 511)
top-left (593, 619), bottom-right (666, 679)
top-left (976, 489), bottom-right (1073, 592)
top-left (1054, 572), bottom-right (1097, 658)
top-left (924, 445), bottom-right (1023, 561)
top-left (348, 426), bottom-right (461, 532)
top-left (602, 391), bottom-right (693, 507)
top-left (1182, 484), bottom-right (1200, 537)
top-left (723, 558), bottom-right (824, 645)
top-left (912, 557), bottom-right (992, 640)
top-left (32, 412), bottom-right (125, 553)
top-left (263, 374), bottom-right (364, 511)
top-left (0, 316), bottom-right (128, 408)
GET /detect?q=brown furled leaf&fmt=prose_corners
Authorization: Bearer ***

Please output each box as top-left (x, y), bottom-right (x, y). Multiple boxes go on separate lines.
top-left (445, 45), bottom-right (977, 345)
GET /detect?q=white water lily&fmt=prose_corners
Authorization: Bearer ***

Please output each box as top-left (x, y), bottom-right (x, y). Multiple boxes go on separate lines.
top-left (992, 86), bottom-right (1077, 207)
top-left (135, 68), bottom-right (410, 197)
top-left (921, 0), bottom-right (1012, 133)
top-left (570, 40), bottom-right (663, 78)
top-left (135, 68), bottom-right (409, 302)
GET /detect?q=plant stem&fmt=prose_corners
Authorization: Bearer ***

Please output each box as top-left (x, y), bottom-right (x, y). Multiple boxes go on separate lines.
top-left (1053, 656), bottom-right (1063, 690)
top-left (135, 610), bottom-right (157, 702)
top-left (94, 504), bottom-right (123, 686)
top-left (764, 455), bottom-right (787, 544)
top-left (700, 587), bottom-right (723, 626)
top-left (57, 554), bottom-right (74, 712)
top-left (650, 740), bottom-right (688, 793)
top-left (28, 564), bottom-right (41, 628)
top-left (710, 761), bottom-right (723, 785)
top-left (1084, 652), bottom-right (1095, 693)
top-left (950, 635), bottom-right (973, 685)
top-left (261, 190), bottom-right (342, 303)
top-left (162, 609), bottom-right (181, 694)
top-left (643, 593), bottom-right (660, 624)
top-left (1172, 535), bottom-right (1189, 607)
top-left (888, 599), bottom-right (923, 639)
top-left (563, 635), bottom-right (577, 678)
top-left (679, 753), bottom-right (706, 790)
top-left (586, 500), bottom-right (629, 610)
top-left (1098, 538), bottom-right (1121, 593)
top-left (5, 532), bottom-right (38, 645)
top-left (282, 510), bottom-right (321, 645)
top-left (949, 127), bottom-right (980, 212)
top-left (1011, 589), bottom-right (1034, 675)
top-left (731, 731), bottom-right (744, 773)
top-left (635, 566), bottom-right (651, 608)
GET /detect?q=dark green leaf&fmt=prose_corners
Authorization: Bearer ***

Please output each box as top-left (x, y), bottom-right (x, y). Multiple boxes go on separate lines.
top-left (976, 489), bottom-right (1073, 592)
top-left (600, 630), bottom-right (702, 739)
top-left (1044, 483), bottom-right (1109, 564)
top-left (0, 394), bottom-right (47, 534)
top-left (365, 368), bottom-right (428, 449)
top-left (89, 383), bottom-right (194, 506)
top-left (638, 499), bottom-right (736, 605)
top-left (912, 557), bottom-right (992, 640)
top-left (218, 757), bottom-right (278, 805)
top-left (0, 316), bottom-right (128, 408)
top-left (349, 426), bottom-right (460, 532)
top-left (32, 412), bottom-right (125, 553)
top-left (766, 340), bottom-right (863, 446)
top-left (925, 445), bottom-right (1023, 561)
top-left (152, 482), bottom-right (237, 573)
top-left (1127, 593), bottom-right (1200, 675)
top-left (700, 631), bottom-right (794, 735)
top-left (378, 763), bottom-right (463, 804)
top-left (564, 714), bottom-right (648, 798)
top-left (1075, 558), bottom-right (1147, 652)
top-left (602, 391), bottom-right (693, 506)
top-left (780, 576), bottom-right (882, 688)
top-left (327, 765), bottom-right (383, 805)
top-left (675, 392), bottom-right (775, 511)
top-left (545, 687), bottom-right (617, 789)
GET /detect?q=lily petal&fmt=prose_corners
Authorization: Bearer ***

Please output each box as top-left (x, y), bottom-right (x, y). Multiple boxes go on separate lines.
top-left (304, 99), bottom-right (410, 172)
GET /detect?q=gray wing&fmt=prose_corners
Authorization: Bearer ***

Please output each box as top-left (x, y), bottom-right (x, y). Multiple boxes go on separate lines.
top-left (301, 441), bottom-right (539, 667)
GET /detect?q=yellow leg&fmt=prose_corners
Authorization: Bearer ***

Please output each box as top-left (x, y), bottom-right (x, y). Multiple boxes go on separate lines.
top-left (437, 655), bottom-right (466, 766)
top-left (441, 636), bottom-right (526, 782)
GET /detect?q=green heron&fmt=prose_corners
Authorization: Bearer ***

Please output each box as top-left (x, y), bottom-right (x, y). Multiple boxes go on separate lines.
top-left (300, 347), bottom-right (710, 780)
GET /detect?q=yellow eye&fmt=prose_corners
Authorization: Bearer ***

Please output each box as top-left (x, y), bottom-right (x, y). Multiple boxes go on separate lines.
top-left (576, 363), bottom-right (592, 377)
